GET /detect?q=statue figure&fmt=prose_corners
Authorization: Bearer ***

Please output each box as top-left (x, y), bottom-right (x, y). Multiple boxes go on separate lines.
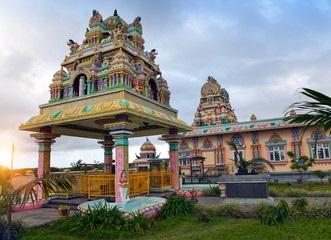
top-left (148, 49), bottom-right (158, 62)
top-left (119, 170), bottom-right (130, 203)
top-left (133, 16), bottom-right (142, 32)
top-left (89, 9), bottom-right (103, 25)
top-left (67, 39), bottom-right (80, 53)
top-left (132, 78), bottom-right (141, 93)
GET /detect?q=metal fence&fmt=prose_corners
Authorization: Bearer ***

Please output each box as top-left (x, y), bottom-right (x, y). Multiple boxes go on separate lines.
top-left (50, 171), bottom-right (173, 198)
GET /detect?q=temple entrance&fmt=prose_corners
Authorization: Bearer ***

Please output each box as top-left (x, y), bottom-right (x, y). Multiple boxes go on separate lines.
top-left (73, 74), bottom-right (87, 97)
top-left (148, 79), bottom-right (158, 101)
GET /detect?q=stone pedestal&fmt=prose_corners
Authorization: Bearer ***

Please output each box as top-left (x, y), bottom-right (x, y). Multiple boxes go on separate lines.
top-left (218, 174), bottom-right (273, 203)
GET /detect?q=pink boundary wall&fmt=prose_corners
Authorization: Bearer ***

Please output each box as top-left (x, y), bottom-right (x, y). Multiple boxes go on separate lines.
top-left (12, 200), bottom-right (48, 212)
top-left (115, 148), bottom-right (124, 202)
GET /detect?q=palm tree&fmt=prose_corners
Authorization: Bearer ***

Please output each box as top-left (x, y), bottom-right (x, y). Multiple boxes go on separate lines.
top-left (0, 165), bottom-right (76, 240)
top-left (284, 88), bottom-right (331, 135)
top-left (227, 141), bottom-right (275, 174)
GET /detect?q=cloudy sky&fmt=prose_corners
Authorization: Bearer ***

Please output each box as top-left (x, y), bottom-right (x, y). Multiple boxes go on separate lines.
top-left (1, 0), bottom-right (331, 169)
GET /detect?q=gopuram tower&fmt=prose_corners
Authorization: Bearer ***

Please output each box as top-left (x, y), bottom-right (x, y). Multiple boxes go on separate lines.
top-left (192, 76), bottom-right (237, 127)
top-left (19, 10), bottom-right (191, 201)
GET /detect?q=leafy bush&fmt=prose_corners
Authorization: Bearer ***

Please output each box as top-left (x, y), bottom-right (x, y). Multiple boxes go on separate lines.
top-left (202, 186), bottom-right (221, 197)
top-left (304, 202), bottom-right (331, 218)
top-left (158, 195), bottom-right (195, 219)
top-left (218, 202), bottom-right (245, 218)
top-left (268, 187), bottom-right (281, 197)
top-left (196, 212), bottom-right (210, 223)
top-left (283, 189), bottom-right (331, 197)
top-left (251, 201), bottom-right (274, 218)
top-left (124, 212), bottom-right (152, 234)
top-left (290, 197), bottom-right (309, 219)
top-left (74, 203), bottom-right (126, 231)
top-left (0, 218), bottom-right (26, 240)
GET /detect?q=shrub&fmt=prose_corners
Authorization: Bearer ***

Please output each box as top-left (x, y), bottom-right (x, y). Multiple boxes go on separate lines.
top-left (0, 218), bottom-right (26, 240)
top-left (268, 187), bottom-right (281, 197)
top-left (124, 212), bottom-right (152, 234)
top-left (202, 186), bottom-right (221, 197)
top-left (290, 197), bottom-right (309, 219)
top-left (251, 201), bottom-right (274, 218)
top-left (158, 195), bottom-right (195, 219)
top-left (218, 202), bottom-right (245, 218)
top-left (283, 189), bottom-right (331, 197)
top-left (74, 203), bottom-right (126, 231)
top-left (196, 212), bottom-right (210, 223)
top-left (304, 202), bottom-right (331, 218)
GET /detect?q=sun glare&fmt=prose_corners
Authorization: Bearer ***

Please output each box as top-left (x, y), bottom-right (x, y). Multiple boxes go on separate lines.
top-left (0, 149), bottom-right (12, 168)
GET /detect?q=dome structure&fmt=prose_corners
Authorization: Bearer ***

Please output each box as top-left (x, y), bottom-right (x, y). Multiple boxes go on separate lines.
top-left (140, 138), bottom-right (156, 152)
top-left (104, 10), bottom-right (129, 31)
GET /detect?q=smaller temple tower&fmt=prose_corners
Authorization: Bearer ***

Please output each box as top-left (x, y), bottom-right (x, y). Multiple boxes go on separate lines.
top-left (133, 138), bottom-right (160, 172)
top-left (192, 76), bottom-right (237, 127)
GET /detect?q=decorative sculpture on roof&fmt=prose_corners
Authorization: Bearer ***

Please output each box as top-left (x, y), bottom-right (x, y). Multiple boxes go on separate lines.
top-left (89, 9), bottom-right (103, 25)
top-left (67, 39), bottom-right (80, 53)
top-left (192, 76), bottom-right (237, 127)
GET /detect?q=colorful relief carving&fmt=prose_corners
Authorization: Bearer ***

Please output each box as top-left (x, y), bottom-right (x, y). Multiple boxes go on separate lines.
top-left (231, 134), bottom-right (244, 147)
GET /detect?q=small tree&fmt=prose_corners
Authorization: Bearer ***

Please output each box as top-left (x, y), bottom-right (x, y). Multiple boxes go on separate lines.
top-left (312, 170), bottom-right (328, 184)
top-left (287, 151), bottom-right (314, 189)
top-left (0, 165), bottom-right (75, 240)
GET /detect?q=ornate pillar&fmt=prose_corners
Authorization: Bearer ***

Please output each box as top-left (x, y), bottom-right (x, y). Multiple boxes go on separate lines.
top-left (79, 75), bottom-right (86, 96)
top-left (30, 129), bottom-right (60, 199)
top-left (162, 128), bottom-right (181, 190)
top-left (114, 135), bottom-right (129, 202)
top-left (103, 114), bottom-right (138, 203)
top-left (98, 136), bottom-right (114, 174)
top-left (87, 79), bottom-right (92, 95)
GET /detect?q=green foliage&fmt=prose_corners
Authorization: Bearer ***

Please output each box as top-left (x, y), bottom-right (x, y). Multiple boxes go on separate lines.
top-left (59, 205), bottom-right (69, 210)
top-left (70, 160), bottom-right (83, 171)
top-left (74, 204), bottom-right (126, 232)
top-left (196, 212), bottom-right (210, 223)
top-left (284, 88), bottom-right (331, 135)
top-left (218, 202), bottom-right (245, 218)
top-left (268, 187), bottom-right (281, 197)
top-left (0, 218), bottom-right (26, 240)
top-left (202, 186), bottom-right (221, 196)
top-left (290, 197), bottom-right (309, 219)
top-left (283, 188), bottom-right (331, 197)
top-left (261, 200), bottom-right (290, 226)
top-left (251, 201), bottom-right (274, 218)
top-left (158, 195), bottom-right (195, 219)
top-left (227, 141), bottom-right (274, 171)
top-left (124, 212), bottom-right (152, 234)
top-left (312, 170), bottom-right (328, 184)
top-left (304, 202), bottom-right (331, 218)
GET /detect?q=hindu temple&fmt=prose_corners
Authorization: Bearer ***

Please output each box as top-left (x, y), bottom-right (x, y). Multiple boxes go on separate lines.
top-left (19, 10), bottom-right (191, 201)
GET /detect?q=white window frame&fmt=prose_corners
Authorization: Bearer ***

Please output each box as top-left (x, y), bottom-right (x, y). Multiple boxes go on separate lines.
top-left (268, 146), bottom-right (286, 162)
top-left (311, 143), bottom-right (330, 159)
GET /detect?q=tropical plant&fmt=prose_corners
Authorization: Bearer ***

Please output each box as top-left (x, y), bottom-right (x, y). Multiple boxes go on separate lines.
top-left (218, 202), bottom-right (245, 218)
top-left (202, 186), bottom-right (221, 196)
top-left (0, 165), bottom-right (75, 240)
top-left (261, 200), bottom-right (291, 240)
top-left (312, 170), bottom-right (328, 184)
top-left (290, 197), bottom-right (309, 219)
top-left (284, 88), bottom-right (331, 135)
top-left (158, 195), bottom-right (195, 218)
top-left (287, 151), bottom-right (314, 189)
top-left (251, 201), bottom-right (274, 218)
top-left (74, 203), bottom-right (126, 231)
top-left (304, 202), bottom-right (331, 218)
top-left (70, 159), bottom-right (83, 171)
top-left (227, 141), bottom-right (275, 173)
top-left (124, 212), bottom-right (152, 234)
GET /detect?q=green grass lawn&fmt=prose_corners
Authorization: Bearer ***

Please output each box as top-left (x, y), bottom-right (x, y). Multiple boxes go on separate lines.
top-left (21, 215), bottom-right (330, 240)
top-left (268, 182), bottom-right (331, 192)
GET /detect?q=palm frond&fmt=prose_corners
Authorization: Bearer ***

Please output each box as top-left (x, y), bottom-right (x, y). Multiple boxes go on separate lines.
top-left (248, 157), bottom-right (275, 170)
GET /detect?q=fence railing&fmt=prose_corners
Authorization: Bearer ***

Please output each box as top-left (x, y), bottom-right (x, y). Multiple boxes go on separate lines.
top-left (50, 171), bottom-right (173, 198)
top-left (149, 171), bottom-right (174, 191)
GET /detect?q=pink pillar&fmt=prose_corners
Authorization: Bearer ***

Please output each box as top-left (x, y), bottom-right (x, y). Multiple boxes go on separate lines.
top-left (30, 129), bottom-right (60, 199)
top-left (114, 136), bottom-right (129, 203)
